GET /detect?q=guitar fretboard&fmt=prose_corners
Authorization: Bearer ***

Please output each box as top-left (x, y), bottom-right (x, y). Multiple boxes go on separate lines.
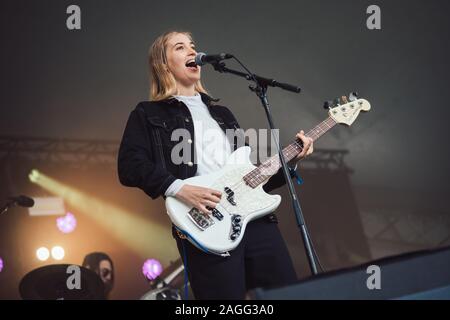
top-left (243, 117), bottom-right (337, 188)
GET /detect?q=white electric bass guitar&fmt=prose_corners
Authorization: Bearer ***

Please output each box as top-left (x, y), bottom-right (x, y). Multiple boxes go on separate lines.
top-left (166, 95), bottom-right (371, 256)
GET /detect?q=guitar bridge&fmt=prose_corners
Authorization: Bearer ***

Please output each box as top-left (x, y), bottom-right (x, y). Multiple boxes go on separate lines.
top-left (187, 207), bottom-right (214, 230)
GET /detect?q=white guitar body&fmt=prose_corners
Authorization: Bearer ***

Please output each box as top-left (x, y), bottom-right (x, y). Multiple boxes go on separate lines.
top-left (165, 146), bottom-right (281, 256)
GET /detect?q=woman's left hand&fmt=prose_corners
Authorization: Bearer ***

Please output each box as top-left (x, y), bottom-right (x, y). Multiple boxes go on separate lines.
top-left (289, 130), bottom-right (313, 165)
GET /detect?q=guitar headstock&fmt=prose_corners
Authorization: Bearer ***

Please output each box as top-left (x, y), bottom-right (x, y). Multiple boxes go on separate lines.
top-left (324, 92), bottom-right (371, 126)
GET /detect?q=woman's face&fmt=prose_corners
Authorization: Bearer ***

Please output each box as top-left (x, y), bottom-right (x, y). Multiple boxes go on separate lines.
top-left (165, 33), bottom-right (201, 89)
top-left (99, 259), bottom-right (113, 295)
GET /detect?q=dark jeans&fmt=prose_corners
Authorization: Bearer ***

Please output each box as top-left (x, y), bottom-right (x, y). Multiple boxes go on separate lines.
top-left (173, 215), bottom-right (298, 300)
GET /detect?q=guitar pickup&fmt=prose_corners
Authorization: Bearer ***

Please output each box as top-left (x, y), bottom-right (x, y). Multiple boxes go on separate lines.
top-left (211, 208), bottom-right (223, 221)
top-left (224, 187), bottom-right (237, 206)
top-left (206, 206), bottom-right (224, 221)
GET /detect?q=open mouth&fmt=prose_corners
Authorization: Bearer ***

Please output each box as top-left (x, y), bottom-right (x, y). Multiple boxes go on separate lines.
top-left (185, 60), bottom-right (198, 71)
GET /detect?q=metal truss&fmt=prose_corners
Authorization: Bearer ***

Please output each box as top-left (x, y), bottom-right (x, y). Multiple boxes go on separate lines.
top-left (0, 135), bottom-right (119, 169)
top-left (357, 186), bottom-right (450, 259)
top-left (0, 135), bottom-right (350, 171)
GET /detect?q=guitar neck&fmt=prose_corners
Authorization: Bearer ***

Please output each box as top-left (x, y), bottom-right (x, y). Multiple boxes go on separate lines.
top-left (243, 116), bottom-right (337, 188)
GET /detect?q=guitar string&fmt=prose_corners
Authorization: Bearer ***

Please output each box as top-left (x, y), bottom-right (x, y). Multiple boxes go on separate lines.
top-left (216, 117), bottom-right (337, 205)
top-left (229, 117), bottom-right (336, 190)
top-left (224, 117), bottom-right (335, 194)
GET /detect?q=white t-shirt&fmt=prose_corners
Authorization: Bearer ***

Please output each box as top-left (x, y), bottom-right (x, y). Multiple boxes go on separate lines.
top-left (164, 93), bottom-right (232, 197)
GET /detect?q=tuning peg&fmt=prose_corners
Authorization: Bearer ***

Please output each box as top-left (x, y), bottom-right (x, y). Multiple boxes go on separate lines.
top-left (341, 96), bottom-right (348, 104)
top-left (333, 98), bottom-right (340, 107)
top-left (323, 100), bottom-right (333, 109)
top-left (348, 92), bottom-right (358, 102)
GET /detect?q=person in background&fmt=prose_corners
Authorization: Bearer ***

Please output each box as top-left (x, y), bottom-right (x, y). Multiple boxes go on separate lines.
top-left (82, 252), bottom-right (114, 298)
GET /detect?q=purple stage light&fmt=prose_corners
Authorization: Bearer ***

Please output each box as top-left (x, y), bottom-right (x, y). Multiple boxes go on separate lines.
top-left (0, 257), bottom-right (3, 272)
top-left (56, 212), bottom-right (77, 233)
top-left (142, 259), bottom-right (163, 280)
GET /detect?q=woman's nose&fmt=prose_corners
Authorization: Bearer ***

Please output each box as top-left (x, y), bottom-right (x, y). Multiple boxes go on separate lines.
top-left (187, 47), bottom-right (196, 55)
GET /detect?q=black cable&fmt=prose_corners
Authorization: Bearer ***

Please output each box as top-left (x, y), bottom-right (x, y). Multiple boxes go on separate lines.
top-left (230, 55), bottom-right (258, 86)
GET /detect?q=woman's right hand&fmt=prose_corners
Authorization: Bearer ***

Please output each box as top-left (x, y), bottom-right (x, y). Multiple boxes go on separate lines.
top-left (175, 184), bottom-right (222, 215)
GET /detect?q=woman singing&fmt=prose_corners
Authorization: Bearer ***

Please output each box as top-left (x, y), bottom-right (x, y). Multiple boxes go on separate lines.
top-left (118, 30), bottom-right (313, 299)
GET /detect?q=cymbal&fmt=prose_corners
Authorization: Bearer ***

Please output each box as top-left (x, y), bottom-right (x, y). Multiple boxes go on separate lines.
top-left (19, 264), bottom-right (105, 300)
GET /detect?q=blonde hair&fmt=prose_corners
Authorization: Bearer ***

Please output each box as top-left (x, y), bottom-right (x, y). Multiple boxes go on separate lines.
top-left (148, 31), bottom-right (208, 101)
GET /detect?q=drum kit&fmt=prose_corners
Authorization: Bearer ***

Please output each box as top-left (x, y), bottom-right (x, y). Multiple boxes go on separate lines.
top-left (19, 259), bottom-right (189, 300)
top-left (5, 197), bottom-right (190, 300)
top-left (19, 264), bottom-right (105, 300)
top-left (140, 258), bottom-right (191, 300)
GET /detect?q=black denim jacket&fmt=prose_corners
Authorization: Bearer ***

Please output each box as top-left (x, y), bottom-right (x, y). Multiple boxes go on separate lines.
top-left (117, 92), bottom-right (295, 200)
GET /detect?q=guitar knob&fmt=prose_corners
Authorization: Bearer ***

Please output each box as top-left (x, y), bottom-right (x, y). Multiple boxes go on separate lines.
top-left (230, 233), bottom-right (237, 241)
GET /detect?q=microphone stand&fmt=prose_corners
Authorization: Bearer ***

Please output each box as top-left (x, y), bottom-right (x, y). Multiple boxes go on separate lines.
top-left (1, 199), bottom-right (15, 216)
top-left (211, 61), bottom-right (319, 275)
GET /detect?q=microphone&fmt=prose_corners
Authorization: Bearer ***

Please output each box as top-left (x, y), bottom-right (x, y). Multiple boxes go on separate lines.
top-left (8, 195), bottom-right (35, 208)
top-left (194, 52), bottom-right (233, 66)
top-left (1, 195), bottom-right (34, 215)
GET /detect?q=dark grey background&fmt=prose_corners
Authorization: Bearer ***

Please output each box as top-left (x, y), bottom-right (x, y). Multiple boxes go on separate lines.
top-left (1, 0), bottom-right (449, 299)
top-left (2, 0), bottom-right (450, 190)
